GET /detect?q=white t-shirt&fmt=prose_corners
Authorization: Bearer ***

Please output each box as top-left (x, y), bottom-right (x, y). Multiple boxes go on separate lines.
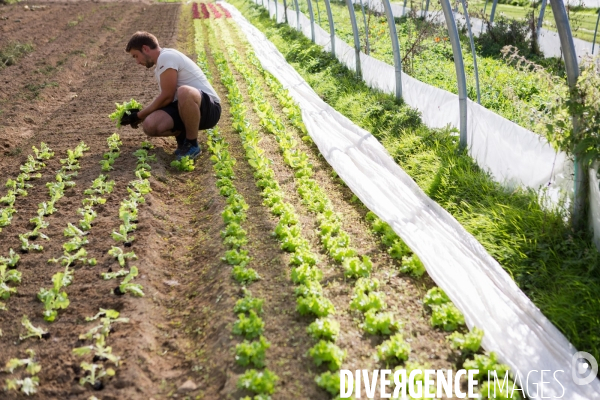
top-left (154, 48), bottom-right (220, 104)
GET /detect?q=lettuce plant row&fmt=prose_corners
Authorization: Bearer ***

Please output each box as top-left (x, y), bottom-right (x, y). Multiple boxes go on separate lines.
top-left (0, 143), bottom-right (54, 236)
top-left (109, 140), bottom-right (156, 297)
top-left (198, 18), bottom-right (277, 399)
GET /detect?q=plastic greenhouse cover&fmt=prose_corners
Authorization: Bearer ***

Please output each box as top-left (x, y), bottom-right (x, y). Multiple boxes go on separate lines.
top-left (222, 2), bottom-right (600, 398)
top-left (257, 0), bottom-right (573, 204)
top-left (374, 1), bottom-right (599, 61)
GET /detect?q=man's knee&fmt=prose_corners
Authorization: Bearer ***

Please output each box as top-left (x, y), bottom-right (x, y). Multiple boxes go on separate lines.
top-left (142, 119), bottom-right (157, 136)
top-left (177, 86), bottom-right (201, 105)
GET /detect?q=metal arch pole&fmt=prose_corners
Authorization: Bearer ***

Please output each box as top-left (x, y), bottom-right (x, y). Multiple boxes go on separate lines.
top-left (283, 0), bottom-right (288, 23)
top-left (490, 0), bottom-right (498, 24)
top-left (359, 0), bottom-right (370, 54)
top-left (425, 0), bottom-right (430, 16)
top-left (346, 0), bottom-right (362, 78)
top-left (537, 0), bottom-right (547, 40)
top-left (461, 0), bottom-right (480, 104)
top-left (275, 0), bottom-right (279, 21)
top-left (307, 0), bottom-right (316, 43)
top-left (593, 10), bottom-right (600, 54)
top-left (549, 0), bottom-right (585, 229)
top-left (315, 0), bottom-right (321, 25)
top-left (324, 0), bottom-right (336, 56)
top-left (481, 0), bottom-right (488, 34)
top-left (293, 0), bottom-right (300, 31)
top-left (440, 0), bottom-right (468, 149)
top-left (382, 0), bottom-right (402, 100)
top-left (402, 0), bottom-right (408, 16)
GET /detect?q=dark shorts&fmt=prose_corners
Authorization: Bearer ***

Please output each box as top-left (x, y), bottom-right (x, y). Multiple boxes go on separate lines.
top-left (160, 90), bottom-right (221, 132)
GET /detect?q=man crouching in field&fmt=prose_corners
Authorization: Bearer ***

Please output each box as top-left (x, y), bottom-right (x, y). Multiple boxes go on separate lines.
top-left (121, 31), bottom-right (221, 160)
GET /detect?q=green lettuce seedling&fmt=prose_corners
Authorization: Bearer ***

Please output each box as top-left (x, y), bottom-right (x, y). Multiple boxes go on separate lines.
top-left (19, 236), bottom-right (43, 252)
top-left (235, 336), bottom-right (271, 367)
top-left (4, 377), bottom-right (39, 395)
top-left (400, 254), bottom-right (426, 278)
top-left (101, 269), bottom-right (129, 280)
top-left (82, 196), bottom-right (107, 207)
top-left (63, 236), bottom-right (89, 252)
top-left (170, 156), bottom-right (195, 172)
top-left (316, 371), bottom-right (347, 397)
top-left (19, 315), bottom-right (49, 341)
top-left (362, 310), bottom-right (402, 335)
top-left (350, 290), bottom-right (386, 313)
top-left (0, 191), bottom-right (16, 206)
top-left (290, 264), bottom-right (322, 285)
top-left (85, 175), bottom-right (115, 196)
top-left (0, 249), bottom-right (20, 268)
top-left (447, 327), bottom-right (484, 353)
top-left (464, 352), bottom-right (510, 381)
top-left (38, 201), bottom-right (56, 216)
top-left (236, 369), bottom-right (278, 395)
top-left (109, 99), bottom-right (143, 127)
top-left (32, 142), bottom-right (54, 160)
top-left (80, 310), bottom-right (129, 341)
top-left (232, 266), bottom-right (260, 284)
top-left (108, 247), bottom-right (137, 267)
top-left (107, 133), bottom-right (122, 151)
top-left (116, 266), bottom-right (144, 296)
top-left (343, 256), bottom-right (373, 279)
top-left (73, 336), bottom-right (120, 366)
top-left (232, 310), bottom-right (264, 339)
top-left (78, 362), bottom-right (115, 389)
top-left (111, 225), bottom-right (134, 244)
top-left (5, 349), bottom-right (41, 375)
top-left (296, 295), bottom-right (334, 318)
top-left (430, 303), bottom-right (465, 332)
top-left (49, 248), bottom-right (89, 267)
top-left (376, 333), bottom-right (411, 365)
top-left (308, 340), bottom-right (346, 371)
top-left (63, 222), bottom-right (88, 237)
top-left (234, 291), bottom-right (264, 315)
top-left (306, 318), bottom-right (340, 341)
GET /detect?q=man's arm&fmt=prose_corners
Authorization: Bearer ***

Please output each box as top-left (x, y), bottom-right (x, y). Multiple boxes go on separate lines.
top-left (137, 68), bottom-right (178, 121)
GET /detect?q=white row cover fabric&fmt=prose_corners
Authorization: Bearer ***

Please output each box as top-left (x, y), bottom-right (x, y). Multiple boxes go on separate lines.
top-left (222, 2), bottom-right (600, 398)
top-left (260, 0), bottom-right (572, 204)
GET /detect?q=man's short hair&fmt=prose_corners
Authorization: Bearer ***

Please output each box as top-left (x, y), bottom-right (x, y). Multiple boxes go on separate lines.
top-left (126, 31), bottom-right (159, 52)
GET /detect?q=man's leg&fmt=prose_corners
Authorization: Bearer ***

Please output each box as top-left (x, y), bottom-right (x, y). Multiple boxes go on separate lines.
top-left (142, 110), bottom-right (176, 137)
top-left (176, 86), bottom-right (202, 141)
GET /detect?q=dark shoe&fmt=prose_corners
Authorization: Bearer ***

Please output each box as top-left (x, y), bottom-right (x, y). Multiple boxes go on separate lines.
top-left (177, 140), bottom-right (201, 160)
top-left (173, 131), bottom-right (186, 156)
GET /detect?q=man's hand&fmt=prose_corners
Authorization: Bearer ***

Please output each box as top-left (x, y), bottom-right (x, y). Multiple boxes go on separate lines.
top-left (120, 109), bottom-right (140, 128)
